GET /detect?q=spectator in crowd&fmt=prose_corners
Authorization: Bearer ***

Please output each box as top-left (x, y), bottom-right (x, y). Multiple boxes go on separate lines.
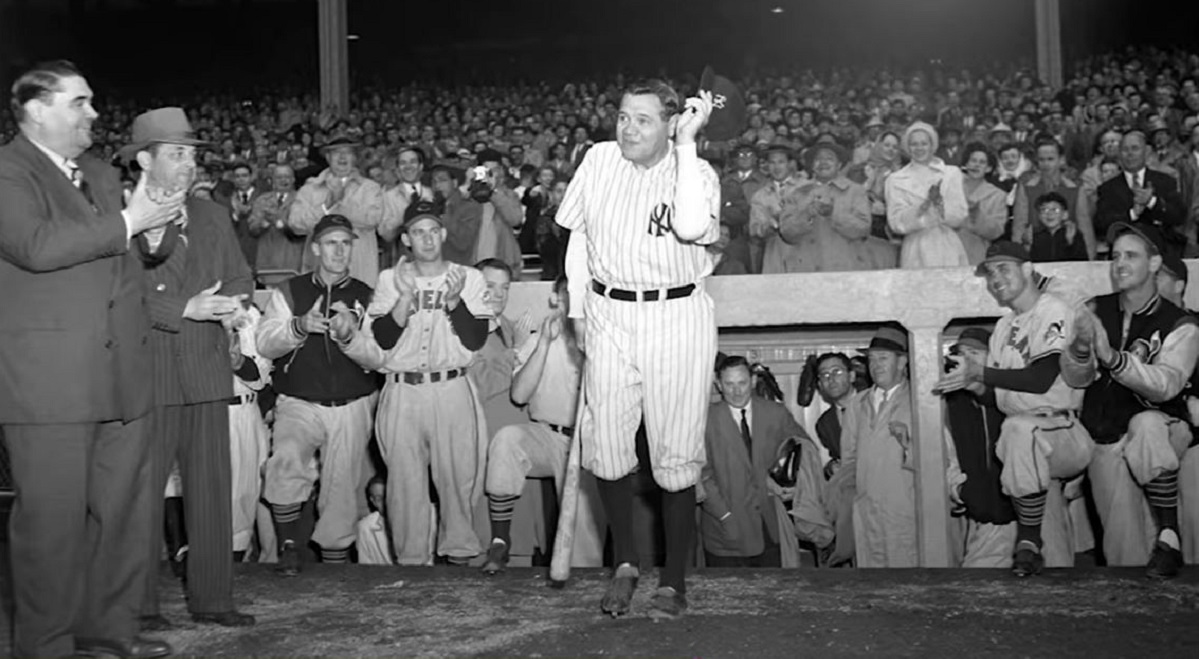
top-left (845, 130), bottom-right (902, 242)
top-left (1030, 192), bottom-right (1088, 262)
top-left (342, 201), bottom-right (492, 566)
top-left (256, 214), bottom-right (379, 575)
top-left (215, 161), bottom-right (265, 269)
top-left (720, 143), bottom-right (765, 272)
top-left (1105, 131), bottom-right (1187, 246)
top-left (1079, 129), bottom-right (1124, 231)
top-left (938, 241), bottom-right (1092, 576)
top-left (128, 107), bottom-right (256, 630)
top-left (248, 164), bottom-right (305, 277)
top-left (357, 477), bottom-right (394, 565)
top-left (0, 59), bottom-right (183, 659)
top-left (380, 145), bottom-right (435, 265)
top-left (813, 352), bottom-right (856, 476)
top-left (957, 142), bottom-right (1008, 265)
top-left (750, 145), bottom-right (805, 274)
top-left (534, 174), bottom-right (571, 281)
top-left (1173, 123), bottom-right (1199, 254)
top-left (708, 223), bottom-right (747, 276)
top-left (994, 142), bottom-right (1033, 208)
top-left (1065, 223), bottom-right (1198, 579)
top-left (940, 327), bottom-right (1015, 568)
top-left (774, 140), bottom-right (876, 272)
top-left (289, 135), bottom-right (387, 286)
top-left (518, 165), bottom-right (553, 253)
top-left (699, 355), bottom-right (805, 567)
top-left (936, 125), bottom-right (964, 165)
top-left (473, 149), bottom-right (525, 276)
top-left (886, 122), bottom-right (970, 268)
top-left (1012, 138), bottom-right (1096, 258)
top-left (827, 326), bottom-right (915, 568)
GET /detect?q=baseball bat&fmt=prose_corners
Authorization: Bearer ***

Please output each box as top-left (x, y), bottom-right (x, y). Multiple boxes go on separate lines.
top-left (549, 385), bottom-right (586, 586)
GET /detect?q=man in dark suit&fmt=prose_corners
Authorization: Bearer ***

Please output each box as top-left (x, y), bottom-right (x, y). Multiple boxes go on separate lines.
top-left (0, 61), bottom-right (183, 659)
top-left (699, 355), bottom-right (807, 567)
top-left (814, 352), bottom-right (856, 478)
top-left (213, 161), bottom-right (267, 271)
top-left (120, 107), bottom-right (257, 631)
top-left (1096, 131), bottom-right (1186, 251)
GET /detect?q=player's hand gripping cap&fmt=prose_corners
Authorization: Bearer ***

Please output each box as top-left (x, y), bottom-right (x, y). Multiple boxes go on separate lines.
top-left (698, 66), bottom-right (746, 142)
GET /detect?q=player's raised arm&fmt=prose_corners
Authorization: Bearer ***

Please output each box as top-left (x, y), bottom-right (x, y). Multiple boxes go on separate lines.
top-left (673, 90), bottom-right (721, 243)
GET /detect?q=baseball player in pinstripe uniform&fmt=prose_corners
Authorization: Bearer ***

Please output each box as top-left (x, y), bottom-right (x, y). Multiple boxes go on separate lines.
top-left (341, 200), bottom-right (493, 566)
top-left (256, 214), bottom-right (379, 575)
top-left (558, 80), bottom-right (721, 619)
top-left (226, 305), bottom-right (272, 562)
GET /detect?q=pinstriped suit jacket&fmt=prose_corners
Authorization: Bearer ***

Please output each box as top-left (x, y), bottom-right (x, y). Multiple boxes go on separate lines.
top-left (142, 197), bottom-right (253, 406)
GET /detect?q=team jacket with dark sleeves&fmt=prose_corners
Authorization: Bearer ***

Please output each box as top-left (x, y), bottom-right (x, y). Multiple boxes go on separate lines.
top-left (255, 272), bottom-right (379, 403)
top-left (945, 390), bottom-right (1014, 525)
top-left (1070, 293), bottom-right (1199, 444)
top-left (141, 197), bottom-right (254, 406)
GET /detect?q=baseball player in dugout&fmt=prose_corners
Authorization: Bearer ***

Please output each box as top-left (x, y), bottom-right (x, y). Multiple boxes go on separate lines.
top-left (125, 107), bottom-right (258, 632)
top-left (256, 213), bottom-right (380, 575)
top-left (1063, 223), bottom-right (1199, 579)
top-left (482, 275), bottom-right (606, 574)
top-left (0, 61), bottom-right (184, 659)
top-left (936, 241), bottom-right (1093, 577)
top-left (557, 79), bottom-right (721, 619)
top-left (341, 199), bottom-right (493, 566)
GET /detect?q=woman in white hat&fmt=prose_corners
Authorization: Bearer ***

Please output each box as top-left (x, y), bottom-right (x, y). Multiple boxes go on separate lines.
top-left (885, 121), bottom-right (969, 268)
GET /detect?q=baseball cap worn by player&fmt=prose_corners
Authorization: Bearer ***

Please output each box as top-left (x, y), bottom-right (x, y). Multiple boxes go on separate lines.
top-left (403, 200), bottom-right (443, 231)
top-left (698, 66), bottom-right (746, 142)
top-left (974, 240), bottom-right (1030, 276)
top-left (312, 214), bottom-right (356, 242)
top-left (1160, 251), bottom-right (1189, 285)
top-left (1107, 221), bottom-right (1167, 256)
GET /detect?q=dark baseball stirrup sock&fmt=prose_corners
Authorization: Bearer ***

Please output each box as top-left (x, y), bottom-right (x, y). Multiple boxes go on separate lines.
top-left (271, 502), bottom-right (305, 545)
top-left (320, 546), bottom-right (349, 564)
top-left (1145, 470), bottom-right (1180, 533)
top-left (1012, 491), bottom-right (1047, 549)
top-left (660, 486), bottom-right (696, 594)
top-left (488, 494), bottom-right (520, 546)
top-left (596, 473), bottom-right (639, 568)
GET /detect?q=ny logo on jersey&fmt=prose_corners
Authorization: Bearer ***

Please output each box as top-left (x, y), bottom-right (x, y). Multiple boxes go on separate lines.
top-left (712, 94), bottom-right (727, 110)
top-left (647, 202), bottom-right (674, 237)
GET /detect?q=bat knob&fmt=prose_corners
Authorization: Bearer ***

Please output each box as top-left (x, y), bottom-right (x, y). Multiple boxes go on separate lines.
top-left (548, 579), bottom-right (568, 590)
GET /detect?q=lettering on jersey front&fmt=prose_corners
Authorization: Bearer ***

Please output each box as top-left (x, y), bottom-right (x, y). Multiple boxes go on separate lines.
top-left (647, 202), bottom-right (674, 237)
top-left (417, 288), bottom-right (446, 311)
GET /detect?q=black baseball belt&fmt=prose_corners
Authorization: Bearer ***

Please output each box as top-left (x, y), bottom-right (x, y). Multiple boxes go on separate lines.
top-left (540, 421), bottom-right (574, 438)
top-left (225, 392), bottom-right (258, 406)
top-left (388, 368), bottom-right (465, 386)
top-left (591, 280), bottom-right (696, 302)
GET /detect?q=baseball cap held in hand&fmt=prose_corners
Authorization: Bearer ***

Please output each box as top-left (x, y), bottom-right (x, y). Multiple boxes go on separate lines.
top-left (698, 66), bottom-right (746, 142)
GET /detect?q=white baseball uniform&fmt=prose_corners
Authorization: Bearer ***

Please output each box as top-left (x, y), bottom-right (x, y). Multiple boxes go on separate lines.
top-left (228, 307), bottom-right (272, 554)
top-left (990, 291), bottom-right (1093, 567)
top-left (344, 263), bottom-right (492, 564)
top-left (557, 141), bottom-right (721, 492)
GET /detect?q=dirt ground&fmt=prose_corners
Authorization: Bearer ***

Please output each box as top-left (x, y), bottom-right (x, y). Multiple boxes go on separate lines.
top-left (6, 563), bottom-right (1193, 657)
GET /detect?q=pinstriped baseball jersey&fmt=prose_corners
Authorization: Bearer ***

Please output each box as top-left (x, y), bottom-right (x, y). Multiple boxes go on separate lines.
top-left (366, 263), bottom-right (492, 372)
top-left (990, 292), bottom-right (1084, 414)
top-left (556, 142), bottom-right (721, 290)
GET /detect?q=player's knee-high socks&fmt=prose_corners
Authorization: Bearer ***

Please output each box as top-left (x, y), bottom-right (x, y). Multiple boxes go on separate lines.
top-left (660, 486), bottom-right (696, 594)
top-left (320, 546), bottom-right (350, 563)
top-left (597, 474), bottom-right (639, 568)
top-left (1012, 491), bottom-right (1047, 550)
top-left (271, 502), bottom-right (305, 546)
top-left (1145, 470), bottom-right (1180, 542)
top-left (488, 494), bottom-right (520, 546)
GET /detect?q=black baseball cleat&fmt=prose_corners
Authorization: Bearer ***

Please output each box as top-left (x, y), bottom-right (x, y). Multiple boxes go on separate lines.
top-left (1012, 543), bottom-right (1044, 578)
top-left (275, 539), bottom-right (301, 577)
top-left (600, 563), bottom-right (639, 618)
top-left (481, 539), bottom-right (509, 575)
top-left (648, 586), bottom-right (688, 621)
top-left (1146, 540), bottom-right (1183, 580)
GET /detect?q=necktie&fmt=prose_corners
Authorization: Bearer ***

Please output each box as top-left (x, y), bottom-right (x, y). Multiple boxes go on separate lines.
top-left (240, 191), bottom-right (249, 204)
top-left (68, 163), bottom-right (96, 207)
top-left (740, 408), bottom-right (752, 455)
top-left (278, 192), bottom-right (286, 205)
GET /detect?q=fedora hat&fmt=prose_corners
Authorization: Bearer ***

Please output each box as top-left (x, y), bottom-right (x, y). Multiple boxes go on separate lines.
top-left (118, 107), bottom-right (207, 160)
top-left (860, 326), bottom-right (909, 355)
top-left (320, 134), bottom-right (361, 151)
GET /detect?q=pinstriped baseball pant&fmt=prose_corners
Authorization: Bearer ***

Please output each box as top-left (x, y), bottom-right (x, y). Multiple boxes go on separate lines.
top-left (581, 288), bottom-right (717, 492)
